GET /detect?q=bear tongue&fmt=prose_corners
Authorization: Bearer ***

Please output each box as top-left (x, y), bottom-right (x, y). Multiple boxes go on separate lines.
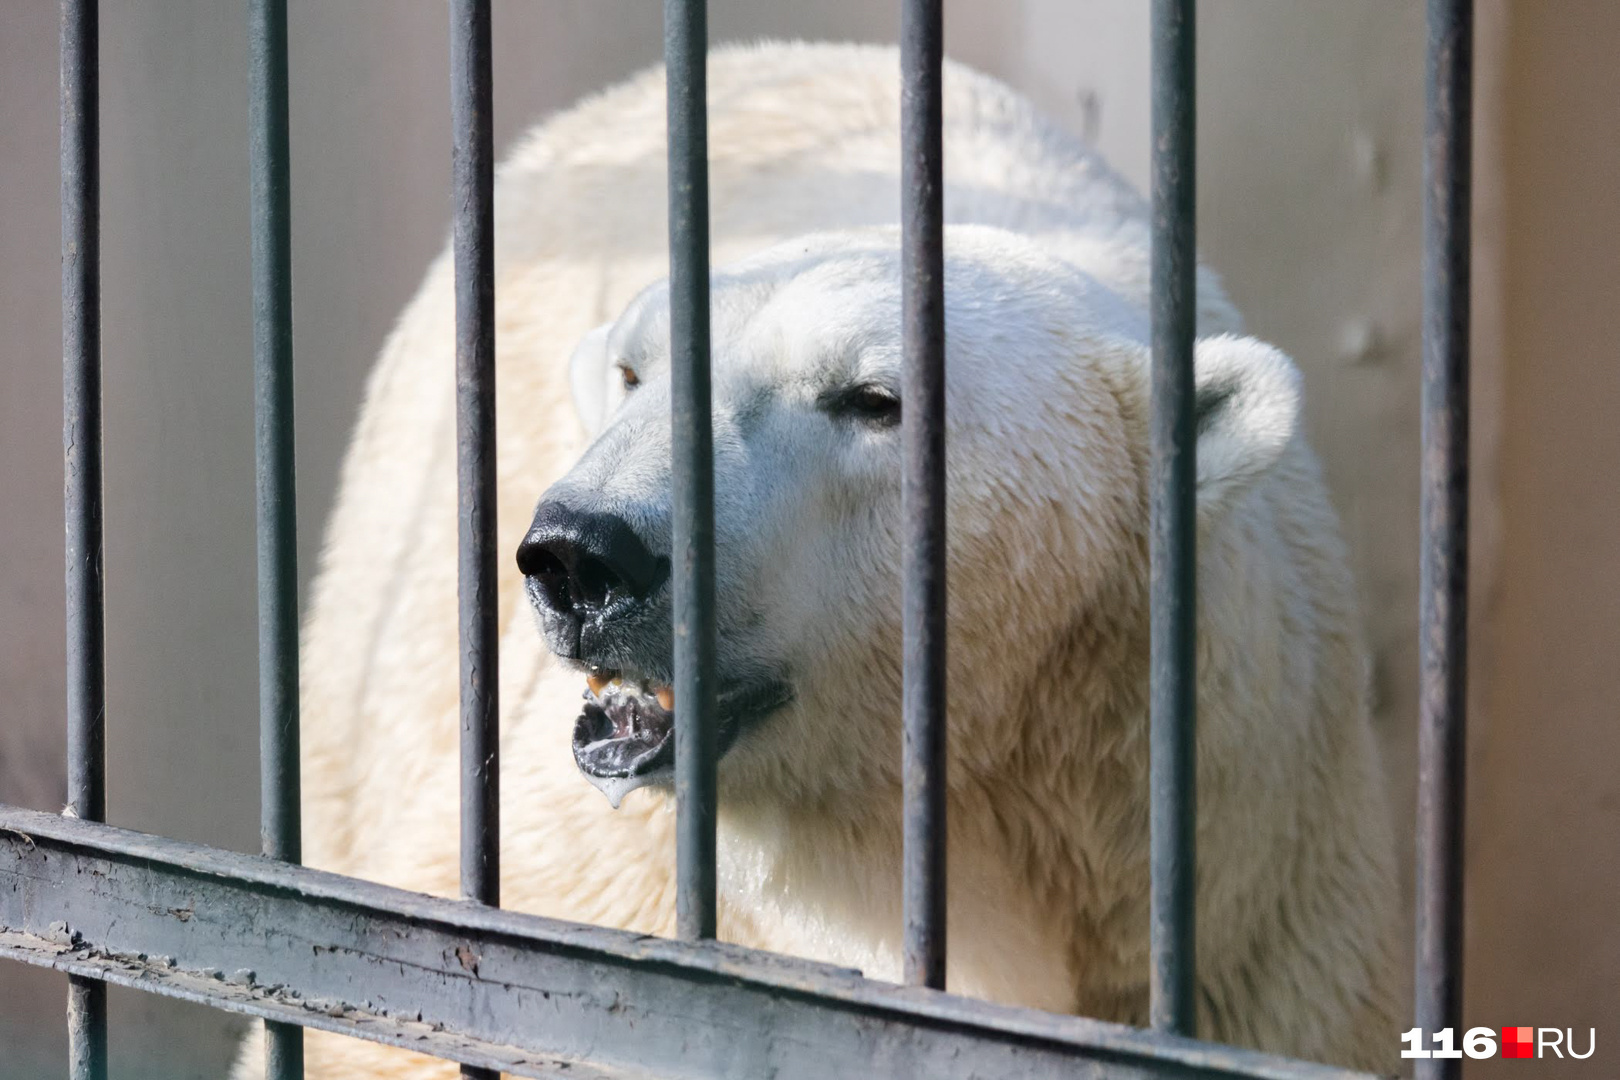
top-left (572, 687), bottom-right (676, 809)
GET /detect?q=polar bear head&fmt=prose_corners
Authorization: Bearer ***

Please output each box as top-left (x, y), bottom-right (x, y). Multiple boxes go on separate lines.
top-left (518, 225), bottom-right (1300, 808)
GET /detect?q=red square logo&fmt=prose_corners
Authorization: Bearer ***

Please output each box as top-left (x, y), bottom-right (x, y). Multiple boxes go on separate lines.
top-left (1502, 1027), bottom-right (1535, 1059)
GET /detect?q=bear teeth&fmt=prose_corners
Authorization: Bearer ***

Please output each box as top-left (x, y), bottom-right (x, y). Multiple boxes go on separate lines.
top-left (583, 669), bottom-right (674, 712)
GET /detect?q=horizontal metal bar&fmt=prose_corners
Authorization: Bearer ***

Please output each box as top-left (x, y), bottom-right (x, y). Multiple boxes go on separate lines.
top-left (0, 930), bottom-right (635, 1080)
top-left (0, 806), bottom-right (1377, 1080)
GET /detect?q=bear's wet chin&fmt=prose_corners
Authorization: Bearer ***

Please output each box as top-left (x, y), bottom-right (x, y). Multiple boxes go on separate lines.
top-left (572, 677), bottom-right (675, 809)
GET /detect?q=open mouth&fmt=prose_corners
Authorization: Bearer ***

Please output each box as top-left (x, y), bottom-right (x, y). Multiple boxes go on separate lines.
top-left (571, 667), bottom-right (793, 808)
top-left (573, 670), bottom-right (676, 808)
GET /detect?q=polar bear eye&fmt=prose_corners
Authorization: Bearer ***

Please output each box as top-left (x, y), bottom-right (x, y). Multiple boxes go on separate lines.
top-left (819, 383), bottom-right (901, 429)
top-left (618, 365), bottom-right (641, 391)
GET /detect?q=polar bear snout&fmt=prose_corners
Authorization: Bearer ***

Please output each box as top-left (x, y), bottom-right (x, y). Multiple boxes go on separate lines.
top-left (518, 499), bottom-right (670, 660)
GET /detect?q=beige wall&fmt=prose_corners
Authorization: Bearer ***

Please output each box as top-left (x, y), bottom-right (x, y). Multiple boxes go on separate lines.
top-left (0, 2), bottom-right (1611, 1077)
top-left (1467, 4), bottom-right (1620, 1076)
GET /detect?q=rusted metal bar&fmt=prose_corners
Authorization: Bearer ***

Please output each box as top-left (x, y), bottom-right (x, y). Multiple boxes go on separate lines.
top-left (900, 0), bottom-right (948, 993)
top-left (249, 0), bottom-right (302, 1074)
top-left (664, 0), bottom-right (719, 943)
top-left (0, 806), bottom-right (1383, 1080)
top-left (450, 2), bottom-right (499, 1077)
top-left (60, 0), bottom-right (107, 1075)
top-left (1149, 0), bottom-right (1198, 1039)
top-left (1414, 2), bottom-right (1472, 1079)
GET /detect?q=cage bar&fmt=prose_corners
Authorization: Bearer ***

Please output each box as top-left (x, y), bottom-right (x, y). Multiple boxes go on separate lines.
top-left (14, 5), bottom-right (1488, 1078)
top-left (1148, 0), bottom-right (1199, 1039)
top-left (450, 0), bottom-right (500, 910)
top-left (60, 0), bottom-right (108, 1076)
top-left (248, 0), bottom-right (303, 1075)
top-left (450, 4), bottom-right (500, 1078)
top-left (664, 0), bottom-right (719, 943)
top-left (1414, 2), bottom-right (1472, 1078)
top-left (899, 0), bottom-right (949, 992)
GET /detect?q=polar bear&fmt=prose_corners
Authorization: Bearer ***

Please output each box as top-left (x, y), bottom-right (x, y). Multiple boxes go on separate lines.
top-left (235, 41), bottom-right (1397, 1080)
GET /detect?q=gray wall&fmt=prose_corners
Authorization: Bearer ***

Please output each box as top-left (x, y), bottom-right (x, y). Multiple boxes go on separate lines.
top-left (7, 3), bottom-right (1602, 1078)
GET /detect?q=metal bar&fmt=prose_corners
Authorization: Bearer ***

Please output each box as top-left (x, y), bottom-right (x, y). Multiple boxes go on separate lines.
top-left (450, 0), bottom-right (499, 910)
top-left (899, 0), bottom-right (948, 993)
top-left (1414, 3), bottom-right (1471, 1078)
top-left (664, 0), bottom-right (718, 943)
top-left (248, 1), bottom-right (302, 1075)
top-left (1148, 0), bottom-right (1198, 1038)
top-left (60, 0), bottom-right (104, 843)
top-left (450, 1), bottom-right (499, 1074)
top-left (0, 806), bottom-right (1382, 1080)
top-left (60, 0), bottom-right (107, 1075)
top-left (66, 970), bottom-right (107, 1080)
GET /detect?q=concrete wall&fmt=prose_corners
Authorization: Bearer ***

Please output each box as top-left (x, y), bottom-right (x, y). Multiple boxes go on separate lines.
top-left (0, 2), bottom-right (1610, 1076)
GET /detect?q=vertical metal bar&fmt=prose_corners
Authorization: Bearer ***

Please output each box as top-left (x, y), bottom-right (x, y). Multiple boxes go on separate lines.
top-left (451, 0), bottom-right (500, 958)
top-left (900, 0), bottom-right (948, 992)
top-left (449, 28), bottom-right (500, 1080)
top-left (66, 973), bottom-right (106, 1080)
top-left (1415, 3), bottom-right (1471, 1078)
top-left (664, 0), bottom-right (718, 943)
top-left (249, 1), bottom-right (302, 1076)
top-left (249, 0), bottom-right (299, 881)
top-left (451, 0), bottom-right (501, 1066)
top-left (1149, 0), bottom-right (1198, 1038)
top-left (61, 0), bottom-right (108, 1075)
top-left (451, 0), bottom-right (499, 917)
top-left (60, 0), bottom-right (104, 840)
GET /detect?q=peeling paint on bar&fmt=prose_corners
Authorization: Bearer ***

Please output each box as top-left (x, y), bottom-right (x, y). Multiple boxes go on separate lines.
top-left (0, 931), bottom-right (639, 1080)
top-left (0, 807), bottom-right (1379, 1080)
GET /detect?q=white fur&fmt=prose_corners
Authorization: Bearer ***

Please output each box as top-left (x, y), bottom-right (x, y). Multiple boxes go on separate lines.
top-left (232, 42), bottom-right (1396, 1079)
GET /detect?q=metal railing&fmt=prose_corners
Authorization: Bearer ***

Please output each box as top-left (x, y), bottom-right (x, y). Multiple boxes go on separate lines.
top-left (0, 0), bottom-right (1472, 1077)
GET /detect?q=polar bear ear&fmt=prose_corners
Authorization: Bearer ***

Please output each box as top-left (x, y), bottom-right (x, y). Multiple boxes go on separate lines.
top-left (1192, 334), bottom-right (1302, 511)
top-left (568, 322), bottom-right (614, 437)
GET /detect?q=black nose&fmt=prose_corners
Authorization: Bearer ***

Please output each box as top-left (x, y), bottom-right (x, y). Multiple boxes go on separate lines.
top-left (517, 501), bottom-right (665, 618)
